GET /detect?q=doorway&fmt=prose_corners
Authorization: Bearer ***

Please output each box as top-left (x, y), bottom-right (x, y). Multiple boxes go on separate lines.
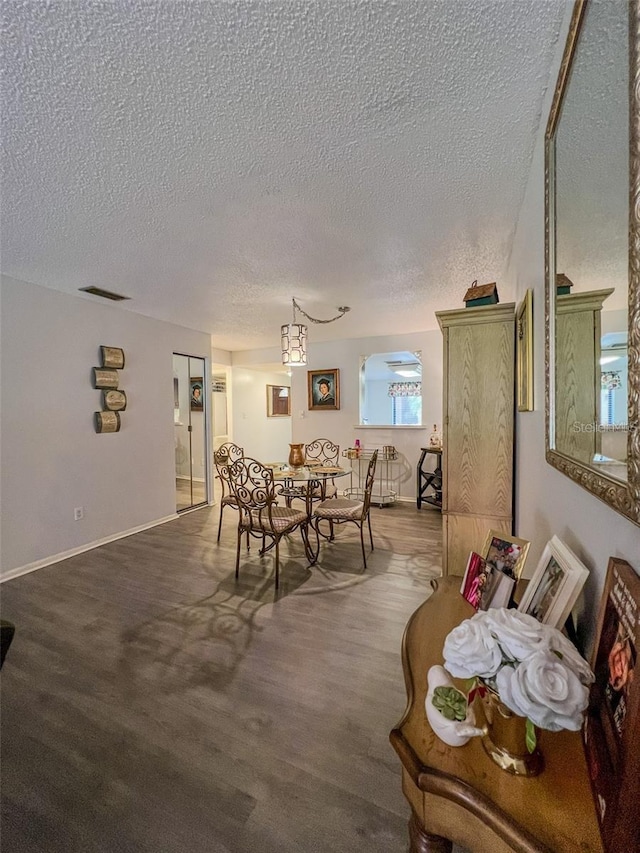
top-left (173, 353), bottom-right (209, 512)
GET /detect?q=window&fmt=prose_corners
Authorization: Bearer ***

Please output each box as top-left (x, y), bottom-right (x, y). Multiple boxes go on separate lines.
top-left (392, 394), bottom-right (421, 425)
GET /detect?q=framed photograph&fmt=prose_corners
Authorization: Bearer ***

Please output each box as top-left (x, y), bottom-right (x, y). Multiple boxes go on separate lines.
top-left (266, 384), bottom-right (290, 417)
top-left (481, 530), bottom-right (530, 579)
top-left (460, 552), bottom-right (489, 610)
top-left (307, 368), bottom-right (340, 411)
top-left (92, 367), bottom-right (119, 389)
top-left (100, 345), bottom-right (125, 369)
top-left (190, 377), bottom-right (204, 411)
top-left (583, 557), bottom-right (639, 851)
top-left (517, 534), bottom-right (589, 628)
top-left (516, 289), bottom-right (533, 412)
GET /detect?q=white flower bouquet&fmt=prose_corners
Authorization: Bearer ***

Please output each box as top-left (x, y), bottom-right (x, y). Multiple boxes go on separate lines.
top-left (442, 608), bottom-right (594, 747)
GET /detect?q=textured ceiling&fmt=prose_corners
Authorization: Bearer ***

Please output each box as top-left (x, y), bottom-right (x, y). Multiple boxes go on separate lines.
top-left (1, 0), bottom-right (567, 352)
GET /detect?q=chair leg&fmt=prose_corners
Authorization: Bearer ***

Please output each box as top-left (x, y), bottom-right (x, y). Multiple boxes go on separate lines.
top-left (367, 513), bottom-right (374, 551)
top-left (275, 540), bottom-right (280, 589)
top-left (217, 506), bottom-right (224, 542)
top-left (235, 527), bottom-right (242, 579)
top-left (360, 523), bottom-right (367, 570)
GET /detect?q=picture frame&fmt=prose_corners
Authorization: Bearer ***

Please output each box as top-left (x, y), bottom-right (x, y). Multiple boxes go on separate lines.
top-left (266, 384), bottom-right (291, 417)
top-left (480, 530), bottom-right (531, 579)
top-left (94, 411), bottom-right (121, 433)
top-left (516, 289), bottom-right (533, 412)
top-left (190, 377), bottom-right (204, 411)
top-left (307, 368), bottom-right (340, 411)
top-left (583, 557), bottom-right (639, 852)
top-left (517, 534), bottom-right (589, 628)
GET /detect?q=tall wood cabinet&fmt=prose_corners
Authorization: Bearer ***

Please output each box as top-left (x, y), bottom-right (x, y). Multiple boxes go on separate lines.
top-left (436, 303), bottom-right (515, 575)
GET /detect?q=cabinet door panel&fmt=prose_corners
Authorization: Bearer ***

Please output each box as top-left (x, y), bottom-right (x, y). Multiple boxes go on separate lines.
top-left (445, 321), bottom-right (513, 516)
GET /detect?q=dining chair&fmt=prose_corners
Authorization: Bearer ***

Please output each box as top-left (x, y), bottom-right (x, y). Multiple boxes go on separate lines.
top-left (311, 450), bottom-right (378, 569)
top-left (213, 442), bottom-right (244, 542)
top-left (303, 438), bottom-right (341, 501)
top-left (228, 457), bottom-right (314, 589)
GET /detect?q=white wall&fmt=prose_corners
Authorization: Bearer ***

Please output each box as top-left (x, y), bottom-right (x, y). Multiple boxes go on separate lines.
top-left (506, 12), bottom-right (640, 651)
top-left (288, 330), bottom-right (442, 501)
top-left (231, 367), bottom-right (292, 461)
top-left (0, 275), bottom-right (212, 578)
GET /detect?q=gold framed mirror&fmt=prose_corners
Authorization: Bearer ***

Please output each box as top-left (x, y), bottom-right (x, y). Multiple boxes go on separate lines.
top-left (545, 0), bottom-right (640, 526)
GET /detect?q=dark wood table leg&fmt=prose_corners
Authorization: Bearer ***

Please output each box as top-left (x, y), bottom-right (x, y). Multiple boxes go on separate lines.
top-left (409, 810), bottom-right (453, 853)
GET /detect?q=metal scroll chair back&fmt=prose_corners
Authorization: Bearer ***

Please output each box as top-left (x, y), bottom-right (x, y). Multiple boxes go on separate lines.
top-left (213, 442), bottom-right (244, 541)
top-left (228, 457), bottom-right (313, 589)
top-left (302, 438), bottom-right (340, 502)
top-left (312, 450), bottom-right (378, 569)
top-left (304, 438), bottom-right (339, 466)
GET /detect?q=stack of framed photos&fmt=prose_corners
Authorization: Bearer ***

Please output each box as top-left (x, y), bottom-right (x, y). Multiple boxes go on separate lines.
top-left (460, 531), bottom-right (530, 611)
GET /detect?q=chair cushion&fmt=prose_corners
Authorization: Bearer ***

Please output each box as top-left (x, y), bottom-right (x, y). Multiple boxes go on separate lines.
top-left (311, 482), bottom-right (338, 499)
top-left (251, 506), bottom-right (308, 532)
top-left (221, 495), bottom-right (239, 507)
top-left (314, 498), bottom-right (364, 519)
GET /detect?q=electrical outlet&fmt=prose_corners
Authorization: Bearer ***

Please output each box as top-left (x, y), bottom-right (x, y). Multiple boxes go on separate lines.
top-left (74, 507), bottom-right (84, 521)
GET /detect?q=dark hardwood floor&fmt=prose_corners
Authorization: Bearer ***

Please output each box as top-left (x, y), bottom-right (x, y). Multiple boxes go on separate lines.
top-left (1, 501), bottom-right (443, 853)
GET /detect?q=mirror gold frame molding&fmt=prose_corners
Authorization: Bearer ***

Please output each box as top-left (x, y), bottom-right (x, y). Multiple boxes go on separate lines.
top-left (545, 0), bottom-right (640, 526)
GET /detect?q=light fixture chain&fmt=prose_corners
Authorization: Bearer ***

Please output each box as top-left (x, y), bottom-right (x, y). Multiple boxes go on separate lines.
top-left (292, 298), bottom-right (350, 324)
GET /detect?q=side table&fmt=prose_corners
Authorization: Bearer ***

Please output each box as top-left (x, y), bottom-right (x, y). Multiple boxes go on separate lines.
top-left (389, 577), bottom-right (603, 853)
top-left (417, 447), bottom-right (442, 510)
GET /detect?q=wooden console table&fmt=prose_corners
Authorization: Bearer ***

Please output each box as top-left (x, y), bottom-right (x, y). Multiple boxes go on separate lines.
top-left (389, 578), bottom-right (603, 853)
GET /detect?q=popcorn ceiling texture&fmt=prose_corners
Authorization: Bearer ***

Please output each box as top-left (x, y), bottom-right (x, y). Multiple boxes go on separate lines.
top-left (1, 0), bottom-right (566, 350)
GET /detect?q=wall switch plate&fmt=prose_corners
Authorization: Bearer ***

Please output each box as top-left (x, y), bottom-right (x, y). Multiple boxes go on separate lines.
top-left (74, 507), bottom-right (84, 521)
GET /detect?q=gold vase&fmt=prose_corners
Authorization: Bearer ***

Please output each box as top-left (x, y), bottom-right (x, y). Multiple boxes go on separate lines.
top-left (288, 443), bottom-right (305, 468)
top-left (478, 688), bottom-right (544, 777)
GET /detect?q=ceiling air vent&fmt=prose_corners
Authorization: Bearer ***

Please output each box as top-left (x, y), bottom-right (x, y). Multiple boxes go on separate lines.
top-left (79, 286), bottom-right (130, 301)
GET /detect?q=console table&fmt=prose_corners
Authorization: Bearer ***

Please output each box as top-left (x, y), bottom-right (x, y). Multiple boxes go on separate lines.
top-left (389, 577), bottom-right (603, 853)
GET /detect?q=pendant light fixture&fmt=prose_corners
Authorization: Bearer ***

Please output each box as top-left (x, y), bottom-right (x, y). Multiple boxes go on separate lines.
top-left (281, 298), bottom-right (350, 366)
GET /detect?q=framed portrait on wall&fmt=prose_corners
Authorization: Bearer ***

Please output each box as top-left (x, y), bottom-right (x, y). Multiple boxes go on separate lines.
top-left (307, 368), bottom-right (340, 411)
top-left (190, 377), bottom-right (204, 411)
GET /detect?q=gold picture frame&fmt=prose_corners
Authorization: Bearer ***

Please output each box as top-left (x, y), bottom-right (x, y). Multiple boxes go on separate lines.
top-left (516, 289), bottom-right (533, 412)
top-left (480, 529), bottom-right (531, 580)
top-left (266, 384), bottom-right (291, 417)
top-left (307, 368), bottom-right (340, 411)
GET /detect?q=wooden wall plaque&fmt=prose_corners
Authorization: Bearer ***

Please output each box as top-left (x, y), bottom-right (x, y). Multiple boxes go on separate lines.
top-left (93, 368), bottom-right (119, 389)
top-left (100, 346), bottom-right (125, 369)
top-left (94, 411), bottom-right (121, 433)
top-left (102, 389), bottom-right (127, 411)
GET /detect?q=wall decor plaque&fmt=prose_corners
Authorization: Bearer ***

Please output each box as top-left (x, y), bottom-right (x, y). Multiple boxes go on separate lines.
top-left (94, 411), bottom-right (121, 433)
top-left (93, 367), bottom-right (119, 389)
top-left (100, 346), bottom-right (125, 369)
top-left (102, 389), bottom-right (127, 411)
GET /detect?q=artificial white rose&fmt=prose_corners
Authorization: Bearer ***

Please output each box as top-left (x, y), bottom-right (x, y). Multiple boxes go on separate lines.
top-left (543, 625), bottom-right (595, 686)
top-left (482, 608), bottom-right (547, 662)
top-left (495, 650), bottom-right (589, 731)
top-left (443, 615), bottom-right (503, 680)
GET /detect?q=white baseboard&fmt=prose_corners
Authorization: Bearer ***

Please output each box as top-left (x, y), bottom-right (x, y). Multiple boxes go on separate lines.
top-left (0, 514), bottom-right (179, 584)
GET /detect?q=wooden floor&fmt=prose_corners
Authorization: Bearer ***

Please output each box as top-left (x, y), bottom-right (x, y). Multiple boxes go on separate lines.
top-left (1, 501), bottom-right (443, 853)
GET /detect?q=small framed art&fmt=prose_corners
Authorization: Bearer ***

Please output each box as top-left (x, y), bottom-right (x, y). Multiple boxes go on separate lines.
top-left (307, 368), bottom-right (340, 411)
top-left (102, 389), bottom-right (127, 412)
top-left (266, 385), bottom-right (291, 417)
top-left (516, 289), bottom-right (533, 411)
top-left (583, 557), bottom-right (639, 852)
top-left (517, 534), bottom-right (589, 628)
top-left (480, 530), bottom-right (530, 579)
top-left (190, 377), bottom-right (204, 411)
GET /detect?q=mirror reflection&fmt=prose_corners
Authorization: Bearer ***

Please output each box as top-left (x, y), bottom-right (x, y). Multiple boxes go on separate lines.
top-left (359, 350), bottom-right (422, 426)
top-left (553, 0), bottom-right (629, 483)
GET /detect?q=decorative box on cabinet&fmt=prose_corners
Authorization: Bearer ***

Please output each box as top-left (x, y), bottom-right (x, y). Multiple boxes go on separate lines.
top-left (436, 303), bottom-right (515, 575)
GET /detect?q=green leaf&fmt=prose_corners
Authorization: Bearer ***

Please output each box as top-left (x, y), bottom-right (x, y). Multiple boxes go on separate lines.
top-left (525, 718), bottom-right (537, 753)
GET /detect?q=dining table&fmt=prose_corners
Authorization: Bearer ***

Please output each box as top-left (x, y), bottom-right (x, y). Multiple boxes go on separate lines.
top-left (267, 463), bottom-right (351, 514)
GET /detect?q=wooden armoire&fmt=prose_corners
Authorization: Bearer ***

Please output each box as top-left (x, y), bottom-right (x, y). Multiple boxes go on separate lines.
top-left (436, 303), bottom-right (515, 575)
